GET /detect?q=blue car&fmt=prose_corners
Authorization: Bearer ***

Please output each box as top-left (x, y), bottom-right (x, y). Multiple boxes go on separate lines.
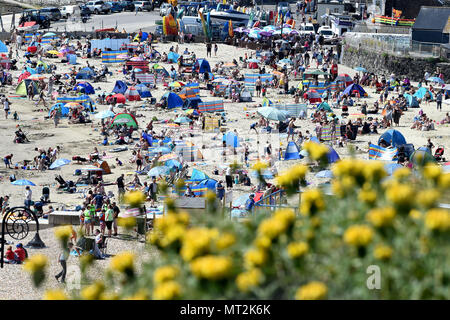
top-left (107, 2), bottom-right (123, 13)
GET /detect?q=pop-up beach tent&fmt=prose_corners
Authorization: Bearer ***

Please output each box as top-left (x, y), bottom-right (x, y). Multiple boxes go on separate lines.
top-left (15, 79), bottom-right (39, 96)
top-left (284, 141), bottom-right (301, 160)
top-left (135, 84), bottom-right (152, 98)
top-left (76, 67), bottom-right (95, 80)
top-left (125, 87), bottom-right (141, 101)
top-left (189, 168), bottom-right (210, 182)
top-left (162, 92), bottom-right (184, 109)
top-left (343, 83), bottom-right (367, 97)
top-left (111, 113), bottom-right (138, 128)
top-left (113, 80), bottom-right (128, 94)
top-left (197, 59), bottom-right (211, 73)
top-left (74, 82), bottom-right (95, 95)
top-left (167, 51), bottom-right (180, 63)
top-left (378, 129), bottom-right (407, 148)
top-left (223, 131), bottom-right (240, 148)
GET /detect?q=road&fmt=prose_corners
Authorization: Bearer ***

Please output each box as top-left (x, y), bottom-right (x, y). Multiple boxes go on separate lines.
top-left (0, 9), bottom-right (163, 33)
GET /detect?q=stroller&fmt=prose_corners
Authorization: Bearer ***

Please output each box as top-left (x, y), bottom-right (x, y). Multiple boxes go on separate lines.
top-left (40, 186), bottom-right (50, 203)
top-left (434, 146), bottom-right (445, 162)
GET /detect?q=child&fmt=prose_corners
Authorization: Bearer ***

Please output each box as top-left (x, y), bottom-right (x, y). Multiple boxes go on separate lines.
top-left (4, 246), bottom-right (16, 264)
top-left (116, 158), bottom-right (123, 166)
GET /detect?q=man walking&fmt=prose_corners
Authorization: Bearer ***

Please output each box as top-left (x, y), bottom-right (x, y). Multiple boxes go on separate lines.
top-left (116, 174), bottom-right (125, 200)
top-left (55, 243), bottom-right (72, 283)
top-left (24, 186), bottom-right (32, 209)
top-left (436, 90), bottom-right (443, 111)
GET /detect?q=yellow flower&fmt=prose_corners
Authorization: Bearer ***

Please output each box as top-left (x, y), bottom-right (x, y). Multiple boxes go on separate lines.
top-left (123, 190), bottom-right (146, 207)
top-left (244, 248), bottom-right (268, 268)
top-left (23, 254), bottom-right (48, 274)
top-left (110, 251), bottom-right (135, 273)
top-left (303, 141), bottom-right (329, 161)
top-left (416, 189), bottom-right (441, 209)
top-left (386, 183), bottom-right (414, 209)
top-left (54, 225), bottom-right (73, 241)
top-left (44, 289), bottom-right (68, 300)
top-left (125, 289), bottom-right (149, 300)
top-left (165, 224), bottom-right (186, 244)
top-left (236, 268), bottom-right (263, 292)
top-left (424, 209), bottom-right (450, 232)
top-left (374, 244), bottom-right (393, 261)
top-left (287, 241), bottom-right (309, 259)
top-left (190, 255), bottom-right (232, 280)
top-left (439, 173), bottom-right (450, 188)
top-left (252, 161), bottom-right (268, 172)
top-left (153, 265), bottom-right (179, 285)
top-left (393, 167), bottom-right (411, 180)
top-left (117, 216), bottom-right (136, 229)
top-left (273, 208), bottom-right (296, 225)
top-left (409, 209), bottom-right (422, 220)
top-left (180, 227), bottom-right (219, 261)
top-left (81, 281), bottom-right (105, 300)
top-left (275, 164), bottom-right (308, 189)
top-left (258, 217), bottom-right (288, 240)
top-left (205, 190), bottom-right (217, 203)
top-left (423, 164), bottom-right (442, 182)
top-left (253, 236), bottom-right (271, 250)
top-left (362, 161), bottom-right (387, 183)
top-left (216, 233), bottom-right (236, 250)
top-left (343, 225), bottom-right (374, 247)
top-left (358, 188), bottom-right (377, 205)
top-left (332, 159), bottom-right (365, 183)
top-left (295, 281), bottom-right (328, 300)
top-left (366, 207), bottom-right (396, 228)
top-left (300, 188), bottom-right (325, 216)
top-left (153, 281), bottom-right (181, 300)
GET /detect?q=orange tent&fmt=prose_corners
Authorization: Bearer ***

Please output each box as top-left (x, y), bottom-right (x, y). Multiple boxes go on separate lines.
top-left (94, 161), bottom-right (111, 174)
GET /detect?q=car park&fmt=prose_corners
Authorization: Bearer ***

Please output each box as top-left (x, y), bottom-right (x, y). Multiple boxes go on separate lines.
top-left (60, 5), bottom-right (76, 19)
top-left (119, 0), bottom-right (135, 11)
top-left (85, 0), bottom-right (112, 14)
top-left (39, 7), bottom-right (62, 21)
top-left (107, 2), bottom-right (123, 13)
top-left (133, 1), bottom-right (153, 11)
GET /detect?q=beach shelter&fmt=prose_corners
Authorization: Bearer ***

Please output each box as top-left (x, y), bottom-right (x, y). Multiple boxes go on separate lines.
top-left (179, 87), bottom-right (199, 100)
top-left (107, 93), bottom-right (126, 104)
top-left (111, 113), bottom-right (138, 128)
top-left (327, 145), bottom-right (340, 163)
top-left (190, 168), bottom-right (210, 182)
top-left (335, 74), bottom-right (353, 86)
top-left (153, 64), bottom-right (170, 76)
top-left (48, 104), bottom-right (69, 117)
top-left (343, 83), bottom-right (367, 97)
top-left (167, 51), bottom-right (180, 63)
top-left (248, 62), bottom-right (259, 69)
top-left (135, 84), bottom-right (152, 98)
top-left (304, 90), bottom-right (322, 103)
top-left (68, 54), bottom-right (77, 65)
top-left (192, 179), bottom-right (218, 196)
top-left (403, 93), bottom-right (420, 107)
top-left (197, 59), bottom-right (211, 73)
top-left (15, 79), bottom-right (39, 96)
top-left (0, 40), bottom-right (8, 53)
top-left (74, 82), bottom-right (95, 95)
top-left (317, 102), bottom-right (332, 112)
top-left (410, 149), bottom-right (436, 166)
top-left (183, 97), bottom-right (202, 109)
top-left (162, 92), bottom-right (184, 109)
top-left (240, 88), bottom-right (252, 102)
top-left (262, 97), bottom-right (273, 106)
top-left (76, 67), bottom-right (95, 80)
top-left (18, 71), bottom-right (31, 83)
top-left (94, 161), bottom-right (112, 174)
top-left (284, 141), bottom-right (301, 160)
top-left (257, 107), bottom-right (288, 121)
top-left (223, 131), bottom-right (240, 148)
top-left (378, 129), bottom-right (407, 148)
top-left (113, 80), bottom-right (128, 94)
top-left (125, 87), bottom-right (141, 101)
top-left (414, 87), bottom-right (434, 100)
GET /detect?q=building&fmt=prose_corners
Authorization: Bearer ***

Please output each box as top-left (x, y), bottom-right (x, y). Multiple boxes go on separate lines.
top-left (316, 1), bottom-right (346, 25)
top-left (412, 6), bottom-right (450, 44)
top-left (382, 0), bottom-right (445, 19)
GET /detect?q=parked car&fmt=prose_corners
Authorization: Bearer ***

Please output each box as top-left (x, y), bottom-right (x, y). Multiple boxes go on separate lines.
top-left (133, 1), bottom-right (153, 11)
top-left (39, 7), bottom-right (62, 21)
top-left (159, 3), bottom-right (172, 16)
top-left (19, 9), bottom-right (51, 29)
top-left (85, 0), bottom-right (111, 14)
top-left (107, 1), bottom-right (123, 13)
top-left (60, 5), bottom-right (76, 19)
top-left (119, 0), bottom-right (135, 11)
top-left (317, 26), bottom-right (333, 39)
top-left (299, 23), bottom-right (315, 35)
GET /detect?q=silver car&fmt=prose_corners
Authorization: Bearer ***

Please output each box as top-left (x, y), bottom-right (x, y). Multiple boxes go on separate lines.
top-left (134, 1), bottom-right (153, 11)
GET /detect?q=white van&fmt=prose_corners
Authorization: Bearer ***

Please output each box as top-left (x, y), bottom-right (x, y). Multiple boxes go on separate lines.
top-left (60, 5), bottom-right (76, 19)
top-left (317, 26), bottom-right (333, 39)
top-left (299, 23), bottom-right (315, 35)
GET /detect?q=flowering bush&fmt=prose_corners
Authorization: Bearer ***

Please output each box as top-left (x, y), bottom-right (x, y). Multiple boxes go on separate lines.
top-left (30, 160), bottom-right (450, 300)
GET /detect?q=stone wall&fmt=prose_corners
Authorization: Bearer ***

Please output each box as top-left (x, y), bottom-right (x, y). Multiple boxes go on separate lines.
top-left (341, 44), bottom-right (450, 81)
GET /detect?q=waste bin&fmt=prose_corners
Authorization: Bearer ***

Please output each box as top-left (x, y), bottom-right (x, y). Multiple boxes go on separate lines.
top-left (136, 216), bottom-right (146, 235)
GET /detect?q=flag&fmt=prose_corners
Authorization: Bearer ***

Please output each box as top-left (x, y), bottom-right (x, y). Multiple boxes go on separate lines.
top-left (199, 11), bottom-right (208, 39)
top-left (368, 144), bottom-right (398, 161)
top-left (223, 0), bottom-right (226, 4)
top-left (393, 9), bottom-right (402, 18)
top-left (228, 19), bottom-right (234, 38)
top-left (206, 11), bottom-right (212, 40)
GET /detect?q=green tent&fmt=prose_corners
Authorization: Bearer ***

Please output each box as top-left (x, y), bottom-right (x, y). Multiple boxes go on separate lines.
top-left (317, 102), bottom-right (332, 112)
top-left (410, 149), bottom-right (436, 167)
top-left (15, 80), bottom-right (39, 96)
top-left (111, 113), bottom-right (138, 128)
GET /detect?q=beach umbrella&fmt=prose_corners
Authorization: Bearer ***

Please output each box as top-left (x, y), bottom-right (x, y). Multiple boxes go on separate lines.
top-left (27, 74), bottom-right (47, 81)
top-left (49, 158), bottom-right (71, 170)
top-left (12, 179), bottom-right (36, 186)
top-left (159, 153), bottom-right (178, 161)
top-left (335, 74), bottom-right (353, 82)
top-left (43, 32), bottom-right (56, 37)
top-left (125, 87), bottom-right (141, 101)
top-left (279, 58), bottom-right (293, 64)
top-left (427, 77), bottom-right (444, 84)
top-left (247, 58), bottom-right (260, 63)
top-left (250, 169), bottom-right (274, 179)
top-left (260, 31), bottom-right (273, 37)
top-left (355, 67), bottom-right (367, 72)
top-left (165, 159), bottom-right (182, 169)
top-left (257, 107), bottom-right (289, 121)
top-left (153, 146), bottom-right (172, 154)
top-left (185, 109), bottom-right (199, 116)
top-left (169, 81), bottom-right (185, 88)
top-left (315, 170), bottom-right (333, 178)
top-left (174, 116), bottom-right (192, 124)
top-left (95, 110), bottom-right (116, 119)
top-left (147, 166), bottom-right (171, 176)
top-left (166, 123), bottom-right (180, 128)
top-left (66, 102), bottom-right (83, 109)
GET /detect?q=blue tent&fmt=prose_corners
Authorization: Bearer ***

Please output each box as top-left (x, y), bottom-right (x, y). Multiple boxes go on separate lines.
top-left (343, 83), bottom-right (367, 97)
top-left (183, 96), bottom-right (202, 109)
top-left (142, 132), bottom-right (153, 145)
top-left (113, 80), bottom-right (128, 94)
top-left (414, 87), bottom-right (434, 100)
top-left (136, 84), bottom-right (152, 98)
top-left (74, 82), bottom-right (95, 95)
top-left (162, 92), bottom-right (184, 109)
top-left (284, 141), bottom-right (301, 160)
top-left (197, 59), bottom-right (211, 73)
top-left (48, 104), bottom-right (69, 117)
top-left (190, 168), bottom-right (209, 181)
top-left (223, 131), bottom-right (240, 148)
top-left (327, 145), bottom-right (340, 163)
top-left (378, 129), bottom-right (407, 148)
top-left (76, 67), bottom-right (95, 80)
top-left (0, 40), bottom-right (8, 53)
top-left (403, 93), bottom-right (419, 107)
top-left (168, 51), bottom-right (180, 63)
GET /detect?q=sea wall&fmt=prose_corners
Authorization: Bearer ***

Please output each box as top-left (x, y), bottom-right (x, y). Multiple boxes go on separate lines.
top-left (341, 44), bottom-right (450, 82)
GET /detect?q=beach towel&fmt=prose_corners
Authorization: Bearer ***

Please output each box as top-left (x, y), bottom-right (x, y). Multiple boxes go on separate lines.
top-left (198, 100), bottom-right (224, 113)
top-left (368, 144), bottom-right (398, 161)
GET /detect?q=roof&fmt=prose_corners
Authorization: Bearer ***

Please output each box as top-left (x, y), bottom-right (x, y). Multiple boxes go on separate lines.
top-left (413, 6), bottom-right (450, 31)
